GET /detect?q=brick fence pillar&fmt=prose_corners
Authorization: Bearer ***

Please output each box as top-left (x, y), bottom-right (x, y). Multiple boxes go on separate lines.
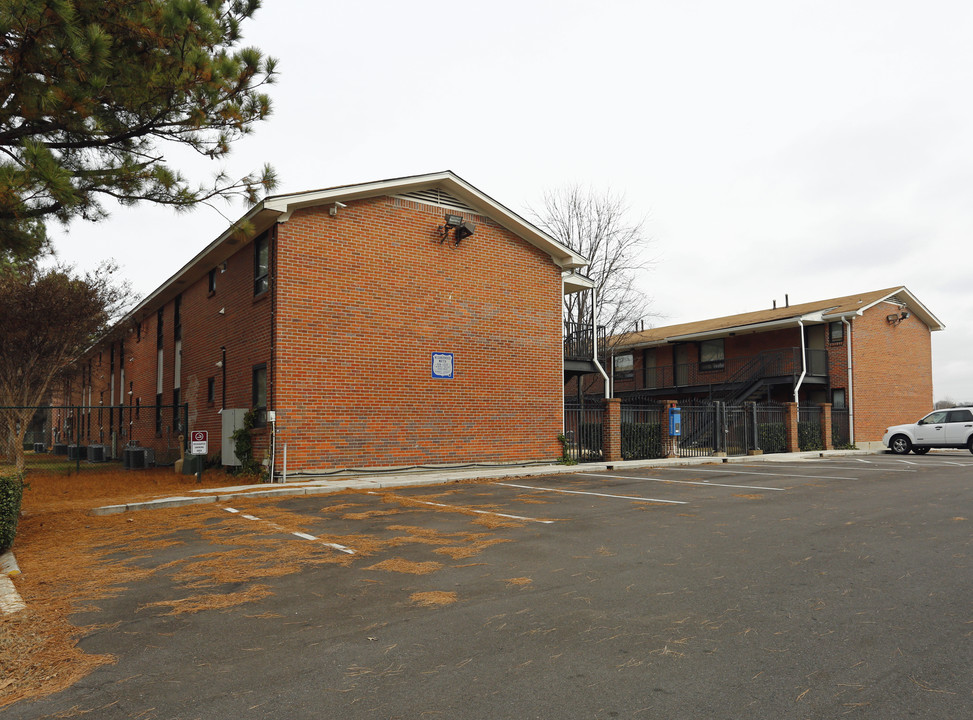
top-left (820, 403), bottom-right (833, 451)
top-left (785, 402), bottom-right (800, 453)
top-left (603, 397), bottom-right (621, 463)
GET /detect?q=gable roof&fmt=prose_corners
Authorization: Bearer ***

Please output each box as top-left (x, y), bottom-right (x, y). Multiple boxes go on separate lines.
top-left (259, 170), bottom-right (587, 269)
top-left (127, 171), bottom-right (587, 322)
top-left (616, 286), bottom-right (945, 349)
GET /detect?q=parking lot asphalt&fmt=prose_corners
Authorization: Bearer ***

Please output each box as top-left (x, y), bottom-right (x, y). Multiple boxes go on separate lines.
top-left (7, 451), bottom-right (973, 719)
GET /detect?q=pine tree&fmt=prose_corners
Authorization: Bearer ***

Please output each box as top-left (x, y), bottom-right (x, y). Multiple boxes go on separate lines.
top-left (0, 0), bottom-right (278, 265)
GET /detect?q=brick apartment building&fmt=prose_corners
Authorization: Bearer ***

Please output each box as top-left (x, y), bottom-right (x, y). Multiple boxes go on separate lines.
top-left (62, 172), bottom-right (595, 475)
top-left (578, 287), bottom-right (943, 446)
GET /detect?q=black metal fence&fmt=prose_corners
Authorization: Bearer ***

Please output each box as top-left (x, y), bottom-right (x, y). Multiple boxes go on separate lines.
top-left (566, 399), bottom-right (801, 461)
top-left (1, 404), bottom-right (189, 474)
top-left (620, 404), bottom-right (666, 460)
top-left (798, 405), bottom-right (823, 451)
top-left (831, 408), bottom-right (851, 448)
top-left (563, 402), bottom-right (604, 463)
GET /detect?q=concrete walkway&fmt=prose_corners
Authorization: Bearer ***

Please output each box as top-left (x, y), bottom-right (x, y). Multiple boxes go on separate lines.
top-left (91, 449), bottom-right (874, 516)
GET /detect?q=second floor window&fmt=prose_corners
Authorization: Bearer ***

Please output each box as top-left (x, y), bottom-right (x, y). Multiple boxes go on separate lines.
top-left (699, 339), bottom-right (725, 371)
top-left (254, 233), bottom-right (269, 295)
top-left (613, 353), bottom-right (634, 380)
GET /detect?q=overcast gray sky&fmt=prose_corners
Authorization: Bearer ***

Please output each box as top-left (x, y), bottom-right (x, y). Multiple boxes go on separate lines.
top-left (51, 0), bottom-right (973, 402)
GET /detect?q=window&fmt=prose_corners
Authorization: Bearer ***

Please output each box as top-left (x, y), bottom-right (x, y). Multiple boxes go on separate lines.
top-left (157, 308), bottom-right (164, 349)
top-left (947, 409), bottom-right (973, 423)
top-left (173, 295), bottom-right (182, 341)
top-left (136, 321), bottom-right (141, 342)
top-left (208, 268), bottom-right (217, 294)
top-left (829, 321), bottom-right (844, 343)
top-left (135, 397), bottom-right (140, 419)
top-left (207, 377), bottom-right (215, 403)
top-left (252, 363), bottom-right (267, 426)
top-left (613, 353), bottom-right (634, 380)
top-left (832, 388), bottom-right (846, 409)
top-left (155, 393), bottom-right (163, 434)
top-left (254, 233), bottom-right (269, 295)
top-left (699, 339), bottom-right (725, 371)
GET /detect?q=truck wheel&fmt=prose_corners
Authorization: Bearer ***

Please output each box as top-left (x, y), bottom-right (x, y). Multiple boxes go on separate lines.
top-left (889, 435), bottom-right (912, 455)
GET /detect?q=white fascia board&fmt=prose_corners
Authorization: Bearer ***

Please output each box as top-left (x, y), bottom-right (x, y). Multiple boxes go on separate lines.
top-left (623, 314), bottom-right (823, 349)
top-left (123, 202), bottom-right (279, 322)
top-left (667, 314), bottom-right (822, 342)
top-left (563, 271), bottom-right (595, 295)
top-left (264, 171), bottom-right (589, 270)
top-left (857, 287), bottom-right (946, 331)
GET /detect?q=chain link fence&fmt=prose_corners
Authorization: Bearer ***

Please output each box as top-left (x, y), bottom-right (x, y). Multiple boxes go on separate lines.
top-left (1, 404), bottom-right (189, 475)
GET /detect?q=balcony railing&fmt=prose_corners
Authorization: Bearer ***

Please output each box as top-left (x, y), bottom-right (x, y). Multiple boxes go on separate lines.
top-left (564, 321), bottom-right (607, 362)
top-left (633, 347), bottom-right (828, 394)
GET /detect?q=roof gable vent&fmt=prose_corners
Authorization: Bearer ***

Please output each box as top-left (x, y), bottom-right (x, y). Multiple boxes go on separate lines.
top-left (395, 188), bottom-right (477, 214)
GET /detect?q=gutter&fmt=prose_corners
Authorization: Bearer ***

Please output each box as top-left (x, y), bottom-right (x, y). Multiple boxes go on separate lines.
top-left (843, 317), bottom-right (854, 444)
top-left (590, 289), bottom-right (611, 397)
top-left (793, 318), bottom-right (807, 403)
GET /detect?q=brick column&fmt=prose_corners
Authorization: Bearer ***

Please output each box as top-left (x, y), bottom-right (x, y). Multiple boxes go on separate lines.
top-left (785, 402), bottom-right (800, 453)
top-left (603, 397), bottom-right (622, 463)
top-left (820, 403), bottom-right (833, 451)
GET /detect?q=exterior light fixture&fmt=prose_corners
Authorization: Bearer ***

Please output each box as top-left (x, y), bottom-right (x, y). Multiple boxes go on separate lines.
top-left (454, 220), bottom-right (475, 243)
top-left (439, 214), bottom-right (474, 245)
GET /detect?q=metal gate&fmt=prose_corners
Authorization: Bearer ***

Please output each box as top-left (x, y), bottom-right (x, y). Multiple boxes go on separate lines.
top-left (563, 403), bottom-right (604, 463)
top-left (675, 402), bottom-right (785, 458)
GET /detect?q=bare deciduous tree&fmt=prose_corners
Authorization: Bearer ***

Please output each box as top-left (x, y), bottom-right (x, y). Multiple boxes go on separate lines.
top-left (532, 185), bottom-right (655, 339)
top-left (0, 263), bottom-right (130, 472)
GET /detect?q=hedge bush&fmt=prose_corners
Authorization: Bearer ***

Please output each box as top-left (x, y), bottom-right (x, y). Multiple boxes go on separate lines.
top-left (799, 422), bottom-right (823, 451)
top-left (757, 423), bottom-right (786, 453)
top-left (0, 472), bottom-right (25, 553)
top-left (621, 422), bottom-right (664, 459)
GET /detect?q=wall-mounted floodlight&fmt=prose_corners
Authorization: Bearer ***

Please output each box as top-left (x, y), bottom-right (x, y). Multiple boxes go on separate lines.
top-left (329, 202), bottom-right (347, 217)
top-left (439, 214), bottom-right (474, 245)
top-left (455, 221), bottom-right (475, 242)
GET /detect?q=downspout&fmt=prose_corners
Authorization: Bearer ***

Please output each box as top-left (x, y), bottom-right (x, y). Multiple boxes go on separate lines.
top-left (793, 318), bottom-right (807, 403)
top-left (590, 289), bottom-right (611, 398)
top-left (843, 317), bottom-right (854, 445)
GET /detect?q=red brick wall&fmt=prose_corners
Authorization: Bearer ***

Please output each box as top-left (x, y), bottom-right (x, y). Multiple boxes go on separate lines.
top-left (64, 234), bottom-right (274, 462)
top-left (851, 303), bottom-right (933, 442)
top-left (273, 196), bottom-right (564, 472)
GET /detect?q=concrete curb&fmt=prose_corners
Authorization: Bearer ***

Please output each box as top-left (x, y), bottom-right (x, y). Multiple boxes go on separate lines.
top-left (0, 552), bottom-right (25, 615)
top-left (90, 449), bottom-right (875, 516)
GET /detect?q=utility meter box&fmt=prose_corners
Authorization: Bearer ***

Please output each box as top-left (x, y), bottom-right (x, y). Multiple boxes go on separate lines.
top-left (221, 409), bottom-right (248, 466)
top-left (669, 407), bottom-right (682, 436)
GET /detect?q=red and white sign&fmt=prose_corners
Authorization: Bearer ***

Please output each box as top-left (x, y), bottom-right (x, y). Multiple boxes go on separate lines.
top-left (190, 430), bottom-right (208, 455)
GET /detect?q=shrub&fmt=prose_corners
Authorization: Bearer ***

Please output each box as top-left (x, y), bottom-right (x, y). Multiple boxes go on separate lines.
top-left (757, 423), bottom-right (786, 453)
top-left (0, 472), bottom-right (25, 553)
top-left (230, 409), bottom-right (263, 477)
top-left (799, 422), bottom-right (823, 451)
top-left (621, 422), bottom-right (663, 459)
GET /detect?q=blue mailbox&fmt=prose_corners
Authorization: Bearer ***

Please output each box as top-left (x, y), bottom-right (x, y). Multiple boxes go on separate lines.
top-left (669, 407), bottom-right (682, 436)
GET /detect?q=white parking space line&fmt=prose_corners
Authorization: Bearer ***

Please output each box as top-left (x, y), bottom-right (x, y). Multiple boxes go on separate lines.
top-left (497, 483), bottom-right (687, 505)
top-left (367, 492), bottom-right (556, 523)
top-left (666, 467), bottom-right (857, 481)
top-left (222, 506), bottom-right (355, 554)
top-left (752, 462), bottom-right (916, 473)
top-left (586, 473), bottom-right (784, 491)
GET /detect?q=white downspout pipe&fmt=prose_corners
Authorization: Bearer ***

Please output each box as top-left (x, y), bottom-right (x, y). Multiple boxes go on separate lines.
top-left (590, 289), bottom-right (611, 398)
top-left (843, 317), bottom-right (854, 445)
top-left (793, 319), bottom-right (807, 404)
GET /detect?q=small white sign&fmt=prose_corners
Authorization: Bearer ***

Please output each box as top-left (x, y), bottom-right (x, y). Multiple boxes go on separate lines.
top-left (190, 430), bottom-right (208, 455)
top-left (431, 352), bottom-right (454, 379)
